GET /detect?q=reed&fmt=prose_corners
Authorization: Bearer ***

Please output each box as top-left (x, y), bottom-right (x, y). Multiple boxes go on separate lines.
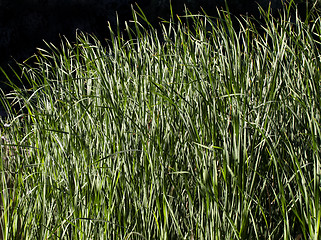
top-left (0, 3), bottom-right (320, 239)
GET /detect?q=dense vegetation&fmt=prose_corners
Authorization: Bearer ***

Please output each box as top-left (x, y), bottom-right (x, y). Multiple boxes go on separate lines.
top-left (1, 2), bottom-right (321, 239)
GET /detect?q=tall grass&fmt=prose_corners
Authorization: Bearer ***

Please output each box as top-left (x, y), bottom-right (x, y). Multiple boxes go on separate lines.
top-left (0, 4), bottom-right (320, 239)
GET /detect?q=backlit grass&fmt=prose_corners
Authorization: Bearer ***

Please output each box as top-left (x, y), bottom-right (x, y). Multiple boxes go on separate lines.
top-left (1, 4), bottom-right (320, 239)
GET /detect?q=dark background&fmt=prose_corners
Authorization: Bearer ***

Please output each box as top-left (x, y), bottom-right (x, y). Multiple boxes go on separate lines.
top-left (0, 0), bottom-right (308, 93)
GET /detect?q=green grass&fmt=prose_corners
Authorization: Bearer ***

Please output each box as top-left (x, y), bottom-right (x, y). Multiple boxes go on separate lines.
top-left (0, 4), bottom-right (321, 239)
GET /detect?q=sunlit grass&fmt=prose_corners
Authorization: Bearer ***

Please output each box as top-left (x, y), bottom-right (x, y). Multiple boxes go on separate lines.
top-left (0, 4), bottom-right (320, 239)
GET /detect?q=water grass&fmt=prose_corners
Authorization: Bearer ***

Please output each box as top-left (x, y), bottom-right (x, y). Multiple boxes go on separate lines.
top-left (0, 4), bottom-right (320, 239)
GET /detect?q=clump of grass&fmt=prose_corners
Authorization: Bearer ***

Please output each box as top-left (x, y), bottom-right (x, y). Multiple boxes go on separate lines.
top-left (0, 4), bottom-right (320, 239)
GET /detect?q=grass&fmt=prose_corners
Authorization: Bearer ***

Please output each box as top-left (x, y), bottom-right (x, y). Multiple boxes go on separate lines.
top-left (0, 3), bottom-right (321, 239)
